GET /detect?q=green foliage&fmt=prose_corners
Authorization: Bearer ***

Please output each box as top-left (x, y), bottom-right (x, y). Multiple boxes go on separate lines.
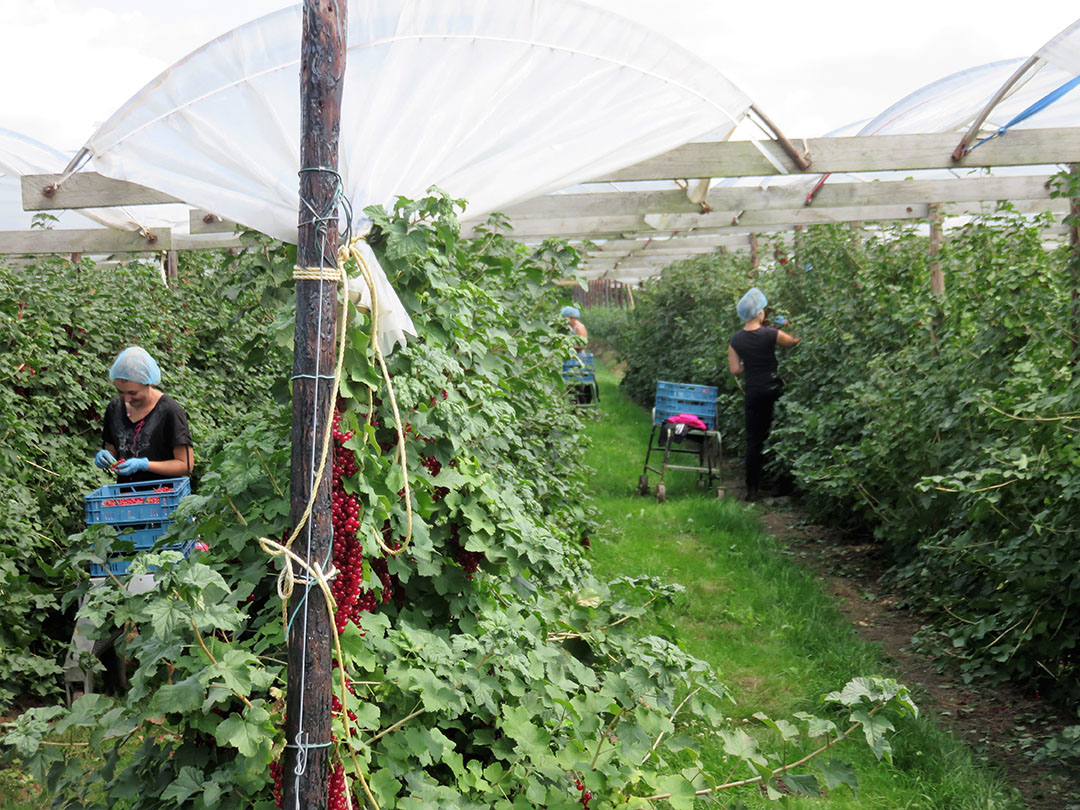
top-left (580, 305), bottom-right (632, 355)
top-left (2, 193), bottom-right (910, 808)
top-left (605, 254), bottom-right (748, 408)
top-left (0, 251), bottom-right (288, 707)
top-left (600, 201), bottom-right (1080, 704)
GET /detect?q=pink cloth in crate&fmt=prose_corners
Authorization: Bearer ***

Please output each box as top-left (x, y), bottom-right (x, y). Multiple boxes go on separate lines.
top-left (668, 413), bottom-right (707, 430)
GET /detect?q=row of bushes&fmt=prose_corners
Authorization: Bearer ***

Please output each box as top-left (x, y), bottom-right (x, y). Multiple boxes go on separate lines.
top-left (596, 209), bottom-right (1080, 705)
top-left (0, 248), bottom-right (290, 707)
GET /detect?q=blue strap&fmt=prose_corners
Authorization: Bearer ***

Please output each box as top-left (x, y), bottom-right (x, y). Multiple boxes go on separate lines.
top-left (970, 74), bottom-right (1080, 152)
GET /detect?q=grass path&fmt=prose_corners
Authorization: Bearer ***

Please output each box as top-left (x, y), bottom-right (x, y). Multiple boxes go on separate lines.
top-left (581, 362), bottom-right (1024, 810)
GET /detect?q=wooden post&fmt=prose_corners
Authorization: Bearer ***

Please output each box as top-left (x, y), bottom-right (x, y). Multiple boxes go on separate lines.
top-left (1070, 165), bottom-right (1080, 362)
top-left (749, 233), bottom-right (759, 274)
top-left (164, 250), bottom-right (178, 280)
top-left (284, 2), bottom-right (346, 809)
top-left (928, 203), bottom-right (945, 297)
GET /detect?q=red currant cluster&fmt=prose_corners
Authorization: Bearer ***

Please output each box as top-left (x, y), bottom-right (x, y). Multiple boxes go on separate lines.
top-left (330, 409), bottom-right (368, 632)
top-left (330, 693), bottom-right (359, 725)
top-left (448, 521), bottom-right (483, 579)
top-left (328, 763), bottom-right (349, 810)
top-left (269, 760), bottom-right (283, 808)
top-left (574, 778), bottom-right (593, 809)
top-left (267, 760), bottom-right (351, 810)
top-left (420, 454), bottom-right (442, 477)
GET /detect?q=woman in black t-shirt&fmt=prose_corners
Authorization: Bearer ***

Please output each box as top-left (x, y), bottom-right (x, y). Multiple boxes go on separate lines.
top-left (728, 288), bottom-right (799, 502)
top-left (91, 347), bottom-right (193, 484)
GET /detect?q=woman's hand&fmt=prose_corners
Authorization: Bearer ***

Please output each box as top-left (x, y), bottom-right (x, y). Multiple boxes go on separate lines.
top-left (93, 449), bottom-right (118, 469)
top-left (115, 457), bottom-right (150, 475)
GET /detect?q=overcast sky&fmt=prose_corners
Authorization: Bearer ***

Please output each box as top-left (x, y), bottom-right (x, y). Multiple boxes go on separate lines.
top-left (0, 0), bottom-right (1076, 154)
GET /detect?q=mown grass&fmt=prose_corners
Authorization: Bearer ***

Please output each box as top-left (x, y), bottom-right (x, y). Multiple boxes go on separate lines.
top-left (0, 363), bottom-right (1025, 810)
top-left (583, 362), bottom-right (1025, 810)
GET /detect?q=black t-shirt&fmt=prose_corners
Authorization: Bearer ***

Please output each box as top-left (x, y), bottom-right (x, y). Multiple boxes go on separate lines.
top-left (102, 393), bottom-right (192, 484)
top-left (729, 327), bottom-right (780, 393)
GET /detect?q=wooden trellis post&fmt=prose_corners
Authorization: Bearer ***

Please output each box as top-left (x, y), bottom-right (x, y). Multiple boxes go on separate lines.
top-left (284, 2), bottom-right (346, 809)
top-left (928, 203), bottom-right (945, 297)
top-left (1070, 165), bottom-right (1080, 362)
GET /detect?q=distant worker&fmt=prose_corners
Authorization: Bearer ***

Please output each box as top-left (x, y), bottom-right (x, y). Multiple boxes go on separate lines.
top-left (561, 305), bottom-right (588, 353)
top-left (727, 288), bottom-right (799, 502)
top-left (92, 346), bottom-right (194, 483)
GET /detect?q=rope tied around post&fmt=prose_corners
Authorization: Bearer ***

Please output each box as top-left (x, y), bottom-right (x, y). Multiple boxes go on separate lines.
top-left (261, 232), bottom-right (417, 810)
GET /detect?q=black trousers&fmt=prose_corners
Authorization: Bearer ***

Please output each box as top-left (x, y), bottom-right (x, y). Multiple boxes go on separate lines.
top-left (744, 385), bottom-right (782, 493)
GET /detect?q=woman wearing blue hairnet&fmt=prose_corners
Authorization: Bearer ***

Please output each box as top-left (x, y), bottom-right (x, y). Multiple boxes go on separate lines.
top-left (728, 288), bottom-right (799, 502)
top-left (561, 305), bottom-right (588, 351)
top-left (91, 346), bottom-right (193, 483)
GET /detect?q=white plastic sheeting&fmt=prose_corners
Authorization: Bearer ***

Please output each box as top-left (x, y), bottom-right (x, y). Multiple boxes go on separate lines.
top-left (82, 0), bottom-right (753, 351)
top-left (0, 129), bottom-right (193, 237)
top-left (1036, 18), bottom-right (1080, 76)
top-left (0, 129), bottom-right (71, 232)
top-left (856, 58), bottom-right (1080, 137)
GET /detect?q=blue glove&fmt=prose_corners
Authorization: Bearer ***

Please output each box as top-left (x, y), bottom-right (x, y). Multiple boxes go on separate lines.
top-left (93, 449), bottom-right (117, 469)
top-left (774, 315), bottom-right (788, 327)
top-left (115, 457), bottom-right (149, 475)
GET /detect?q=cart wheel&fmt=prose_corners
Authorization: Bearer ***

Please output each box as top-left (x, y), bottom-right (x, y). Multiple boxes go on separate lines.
top-left (656, 483), bottom-right (666, 503)
top-left (716, 487), bottom-right (726, 499)
top-left (637, 474), bottom-right (649, 496)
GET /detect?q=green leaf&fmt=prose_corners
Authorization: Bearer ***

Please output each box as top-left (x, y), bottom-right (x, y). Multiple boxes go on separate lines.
top-left (719, 728), bottom-right (767, 766)
top-left (753, 711), bottom-right (800, 741)
top-left (213, 703), bottom-right (272, 758)
top-left (818, 757), bottom-right (859, 796)
top-left (850, 709), bottom-right (895, 762)
top-left (781, 771), bottom-right (822, 797)
top-left (146, 596), bottom-right (194, 638)
top-left (154, 676), bottom-right (205, 714)
top-left (369, 768), bottom-right (401, 807)
top-left (654, 774), bottom-right (696, 810)
top-left (793, 712), bottom-right (837, 739)
top-left (205, 648), bottom-right (261, 696)
top-left (161, 765), bottom-right (205, 804)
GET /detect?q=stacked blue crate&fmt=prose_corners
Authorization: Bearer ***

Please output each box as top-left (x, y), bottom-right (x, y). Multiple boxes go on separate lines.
top-left (83, 477), bottom-right (193, 577)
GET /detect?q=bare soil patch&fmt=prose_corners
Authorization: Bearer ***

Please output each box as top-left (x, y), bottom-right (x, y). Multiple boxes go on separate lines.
top-left (748, 489), bottom-right (1080, 810)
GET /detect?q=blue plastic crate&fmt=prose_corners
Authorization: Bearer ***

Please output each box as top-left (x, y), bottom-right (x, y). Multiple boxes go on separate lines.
top-left (562, 353), bottom-right (595, 379)
top-left (84, 477), bottom-right (191, 525)
top-left (562, 353), bottom-right (595, 380)
top-left (653, 381), bottom-right (718, 429)
top-left (89, 536), bottom-right (195, 578)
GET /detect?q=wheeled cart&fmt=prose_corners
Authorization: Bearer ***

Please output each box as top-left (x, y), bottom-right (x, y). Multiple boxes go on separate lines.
top-left (638, 381), bottom-right (723, 502)
top-left (562, 352), bottom-right (599, 406)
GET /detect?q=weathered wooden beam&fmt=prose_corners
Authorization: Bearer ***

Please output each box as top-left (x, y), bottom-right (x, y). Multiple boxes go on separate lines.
top-left (0, 228), bottom-right (172, 254)
top-left (173, 234), bottom-right (258, 251)
top-left (588, 128), bottom-right (1080, 182)
top-left (501, 174), bottom-right (1055, 220)
top-left (21, 172), bottom-right (183, 210)
top-left (490, 197), bottom-right (1071, 241)
top-left (189, 210), bottom-right (240, 233)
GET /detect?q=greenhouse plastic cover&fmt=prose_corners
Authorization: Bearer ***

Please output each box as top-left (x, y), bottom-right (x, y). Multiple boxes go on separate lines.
top-left (82, 0), bottom-right (753, 352)
top-left (1036, 18), bottom-right (1080, 76)
top-left (0, 129), bottom-right (193, 236)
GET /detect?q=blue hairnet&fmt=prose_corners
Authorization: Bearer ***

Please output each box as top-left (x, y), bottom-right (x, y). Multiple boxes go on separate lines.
top-left (561, 306), bottom-right (581, 318)
top-left (109, 346), bottom-right (161, 385)
top-left (736, 288), bottom-right (768, 322)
